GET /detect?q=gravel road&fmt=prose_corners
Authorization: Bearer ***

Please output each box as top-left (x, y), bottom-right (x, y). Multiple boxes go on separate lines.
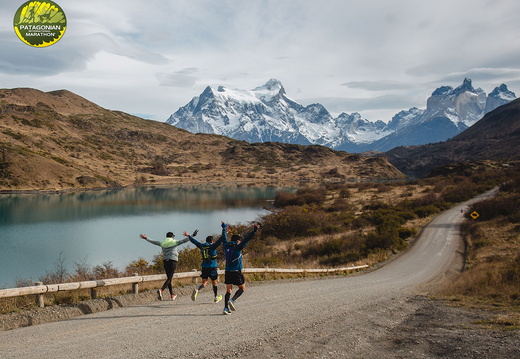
top-left (1, 189), bottom-right (518, 358)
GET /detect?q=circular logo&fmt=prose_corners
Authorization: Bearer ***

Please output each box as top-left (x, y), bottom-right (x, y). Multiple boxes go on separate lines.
top-left (13, 1), bottom-right (67, 47)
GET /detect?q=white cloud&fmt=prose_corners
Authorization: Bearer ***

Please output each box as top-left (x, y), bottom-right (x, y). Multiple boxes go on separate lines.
top-left (0, 0), bottom-right (519, 122)
top-left (158, 68), bottom-right (199, 88)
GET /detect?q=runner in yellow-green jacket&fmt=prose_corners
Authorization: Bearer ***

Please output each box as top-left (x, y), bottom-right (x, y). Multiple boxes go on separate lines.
top-left (140, 232), bottom-right (189, 301)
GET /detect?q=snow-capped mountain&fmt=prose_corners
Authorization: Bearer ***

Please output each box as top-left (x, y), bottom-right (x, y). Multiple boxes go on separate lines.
top-left (166, 78), bottom-right (516, 153)
top-left (166, 79), bottom-right (376, 149)
top-left (485, 83), bottom-right (516, 113)
top-left (359, 78), bottom-right (517, 152)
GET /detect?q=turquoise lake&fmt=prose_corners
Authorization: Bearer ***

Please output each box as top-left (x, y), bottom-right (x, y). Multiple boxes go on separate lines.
top-left (0, 185), bottom-right (285, 288)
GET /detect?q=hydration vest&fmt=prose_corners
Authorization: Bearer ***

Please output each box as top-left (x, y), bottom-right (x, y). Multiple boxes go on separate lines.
top-left (201, 244), bottom-right (217, 262)
top-left (224, 242), bottom-right (240, 263)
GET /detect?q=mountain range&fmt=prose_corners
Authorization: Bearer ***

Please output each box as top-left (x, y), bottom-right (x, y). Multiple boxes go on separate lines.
top-left (166, 78), bottom-right (516, 153)
top-left (1, 84), bottom-right (517, 192)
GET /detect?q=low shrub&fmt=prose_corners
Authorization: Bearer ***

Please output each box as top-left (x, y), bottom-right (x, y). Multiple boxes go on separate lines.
top-left (273, 186), bottom-right (327, 207)
top-left (414, 205), bottom-right (440, 218)
top-left (260, 205), bottom-right (329, 239)
top-left (301, 234), bottom-right (365, 260)
top-left (319, 251), bottom-right (362, 266)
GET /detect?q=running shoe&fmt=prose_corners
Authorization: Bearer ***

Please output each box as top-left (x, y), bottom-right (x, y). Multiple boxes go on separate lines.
top-left (157, 289), bottom-right (163, 301)
top-left (214, 294), bottom-right (223, 303)
top-left (223, 308), bottom-right (232, 315)
top-left (171, 294), bottom-right (177, 301)
top-left (191, 289), bottom-right (198, 301)
top-left (228, 299), bottom-right (236, 311)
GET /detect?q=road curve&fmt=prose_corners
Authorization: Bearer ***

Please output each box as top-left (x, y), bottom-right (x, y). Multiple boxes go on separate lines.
top-left (0, 190), bottom-right (497, 359)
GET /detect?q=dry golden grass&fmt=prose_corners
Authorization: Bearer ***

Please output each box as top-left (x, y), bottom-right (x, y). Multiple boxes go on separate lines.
top-left (439, 218), bottom-right (520, 329)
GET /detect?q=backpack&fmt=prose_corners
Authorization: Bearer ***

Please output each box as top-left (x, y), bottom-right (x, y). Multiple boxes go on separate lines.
top-left (225, 242), bottom-right (239, 263)
top-left (201, 244), bottom-right (217, 262)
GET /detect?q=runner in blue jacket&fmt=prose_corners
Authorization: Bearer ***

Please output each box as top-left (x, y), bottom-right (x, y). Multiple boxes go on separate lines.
top-left (183, 222), bottom-right (228, 303)
top-left (222, 222), bottom-right (261, 315)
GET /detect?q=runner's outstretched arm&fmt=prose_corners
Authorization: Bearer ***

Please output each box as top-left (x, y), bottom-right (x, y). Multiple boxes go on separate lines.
top-left (140, 234), bottom-right (161, 246)
top-left (184, 231), bottom-right (203, 248)
top-left (237, 222), bottom-right (261, 249)
top-left (212, 222), bottom-right (229, 249)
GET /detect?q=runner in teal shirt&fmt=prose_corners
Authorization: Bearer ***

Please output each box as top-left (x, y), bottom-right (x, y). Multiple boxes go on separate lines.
top-left (184, 222), bottom-right (228, 303)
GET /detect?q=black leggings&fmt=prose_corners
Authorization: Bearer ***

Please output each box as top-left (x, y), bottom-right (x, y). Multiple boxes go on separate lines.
top-left (161, 260), bottom-right (177, 295)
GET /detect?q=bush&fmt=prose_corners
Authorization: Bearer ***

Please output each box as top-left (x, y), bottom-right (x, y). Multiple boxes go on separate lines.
top-left (93, 262), bottom-right (121, 279)
top-left (273, 191), bottom-right (299, 207)
top-left (365, 221), bottom-right (407, 252)
top-left (398, 227), bottom-right (417, 240)
top-left (177, 247), bottom-right (206, 272)
top-left (414, 205), bottom-right (440, 218)
top-left (40, 253), bottom-right (69, 284)
top-left (364, 208), bottom-right (407, 227)
top-left (319, 252), bottom-right (362, 266)
top-left (339, 187), bottom-right (351, 198)
top-left (126, 258), bottom-right (150, 275)
top-left (260, 205), bottom-right (329, 239)
top-left (326, 197), bottom-right (350, 212)
top-left (273, 187), bottom-right (327, 207)
top-left (302, 234), bottom-right (365, 261)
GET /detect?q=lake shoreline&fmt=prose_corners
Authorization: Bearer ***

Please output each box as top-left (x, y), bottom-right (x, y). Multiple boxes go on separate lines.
top-left (0, 178), bottom-right (312, 195)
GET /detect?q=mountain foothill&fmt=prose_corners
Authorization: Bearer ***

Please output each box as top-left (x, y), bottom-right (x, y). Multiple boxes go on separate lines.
top-left (0, 88), bottom-right (403, 192)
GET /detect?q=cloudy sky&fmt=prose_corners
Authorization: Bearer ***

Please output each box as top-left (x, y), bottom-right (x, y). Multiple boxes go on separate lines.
top-left (1, 0), bottom-right (519, 123)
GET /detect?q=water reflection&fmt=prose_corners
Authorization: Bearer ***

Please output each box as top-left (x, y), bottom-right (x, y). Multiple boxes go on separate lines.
top-left (0, 184), bottom-right (283, 225)
top-left (0, 185), bottom-right (290, 288)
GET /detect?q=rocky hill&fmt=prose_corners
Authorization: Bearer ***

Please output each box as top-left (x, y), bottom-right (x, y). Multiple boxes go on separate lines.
top-left (385, 98), bottom-right (520, 177)
top-left (0, 88), bottom-right (405, 192)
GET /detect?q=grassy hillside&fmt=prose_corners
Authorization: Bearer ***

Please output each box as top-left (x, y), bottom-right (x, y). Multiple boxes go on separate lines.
top-left (0, 88), bottom-right (405, 192)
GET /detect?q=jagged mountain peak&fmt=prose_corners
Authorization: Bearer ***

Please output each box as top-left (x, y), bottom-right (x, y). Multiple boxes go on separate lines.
top-left (432, 78), bottom-right (480, 97)
top-left (488, 84), bottom-right (516, 100)
top-left (484, 83), bottom-right (516, 113)
top-left (432, 85), bottom-right (453, 96)
top-left (452, 77), bottom-right (475, 95)
top-left (255, 78), bottom-right (284, 91)
top-left (197, 79), bottom-right (287, 105)
top-left (252, 78), bottom-right (286, 102)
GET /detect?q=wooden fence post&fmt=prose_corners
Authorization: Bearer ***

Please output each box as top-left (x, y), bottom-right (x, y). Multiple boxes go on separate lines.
top-left (132, 273), bottom-right (139, 295)
top-left (90, 278), bottom-right (97, 299)
top-left (34, 282), bottom-right (44, 308)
